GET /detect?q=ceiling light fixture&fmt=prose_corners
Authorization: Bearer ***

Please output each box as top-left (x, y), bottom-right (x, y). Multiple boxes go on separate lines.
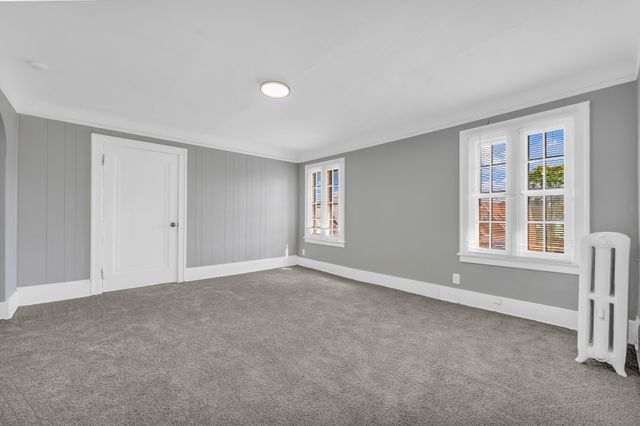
top-left (260, 81), bottom-right (290, 99)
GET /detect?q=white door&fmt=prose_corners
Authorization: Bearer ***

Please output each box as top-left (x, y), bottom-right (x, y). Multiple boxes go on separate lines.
top-left (99, 139), bottom-right (184, 292)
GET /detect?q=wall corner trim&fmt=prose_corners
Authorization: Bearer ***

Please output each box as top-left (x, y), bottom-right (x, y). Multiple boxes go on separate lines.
top-left (184, 256), bottom-right (299, 282)
top-left (629, 316), bottom-right (640, 349)
top-left (0, 291), bottom-right (20, 319)
top-left (297, 257), bottom-right (638, 344)
top-left (0, 280), bottom-right (91, 319)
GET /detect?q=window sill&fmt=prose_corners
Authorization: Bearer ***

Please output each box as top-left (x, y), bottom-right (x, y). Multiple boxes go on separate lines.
top-left (459, 253), bottom-right (578, 275)
top-left (304, 238), bottom-right (345, 248)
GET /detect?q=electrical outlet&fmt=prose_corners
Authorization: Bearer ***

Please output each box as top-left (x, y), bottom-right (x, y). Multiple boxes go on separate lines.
top-left (302, 248), bottom-right (306, 256)
top-left (452, 273), bottom-right (460, 285)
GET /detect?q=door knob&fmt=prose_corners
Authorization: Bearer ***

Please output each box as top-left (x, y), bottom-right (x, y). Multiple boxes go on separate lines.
top-left (170, 222), bottom-right (177, 228)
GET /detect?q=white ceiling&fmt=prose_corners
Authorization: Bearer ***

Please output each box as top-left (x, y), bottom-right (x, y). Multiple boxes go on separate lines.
top-left (1, 0), bottom-right (639, 162)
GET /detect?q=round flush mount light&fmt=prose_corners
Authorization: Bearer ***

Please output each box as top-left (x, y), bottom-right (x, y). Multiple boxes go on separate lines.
top-left (260, 81), bottom-right (290, 99)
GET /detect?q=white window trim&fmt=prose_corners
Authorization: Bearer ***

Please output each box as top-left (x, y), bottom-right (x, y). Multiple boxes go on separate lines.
top-left (459, 102), bottom-right (590, 275)
top-left (304, 158), bottom-right (346, 247)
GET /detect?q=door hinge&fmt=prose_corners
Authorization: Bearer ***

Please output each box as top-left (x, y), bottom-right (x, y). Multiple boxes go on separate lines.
top-left (101, 154), bottom-right (105, 165)
top-left (101, 268), bottom-right (104, 280)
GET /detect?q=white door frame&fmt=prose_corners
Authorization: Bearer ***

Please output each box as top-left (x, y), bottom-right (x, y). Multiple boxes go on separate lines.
top-left (90, 134), bottom-right (187, 295)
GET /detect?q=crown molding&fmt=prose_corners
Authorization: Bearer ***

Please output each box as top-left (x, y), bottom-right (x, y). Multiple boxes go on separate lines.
top-left (4, 68), bottom-right (637, 165)
top-left (14, 103), bottom-right (298, 163)
top-left (294, 72), bottom-right (638, 163)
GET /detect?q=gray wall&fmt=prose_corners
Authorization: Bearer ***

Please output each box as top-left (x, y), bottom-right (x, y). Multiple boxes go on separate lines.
top-left (0, 97), bottom-right (6, 299)
top-left (187, 147), bottom-right (297, 267)
top-left (17, 115), bottom-right (297, 288)
top-left (0, 90), bottom-right (18, 301)
top-left (299, 81), bottom-right (639, 317)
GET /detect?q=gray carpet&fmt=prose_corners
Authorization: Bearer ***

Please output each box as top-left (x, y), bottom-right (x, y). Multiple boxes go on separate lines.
top-left (1, 266), bottom-right (639, 425)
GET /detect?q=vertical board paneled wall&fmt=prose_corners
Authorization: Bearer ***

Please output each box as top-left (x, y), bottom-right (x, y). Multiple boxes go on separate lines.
top-left (17, 115), bottom-right (297, 288)
top-left (18, 116), bottom-right (91, 286)
top-left (186, 147), bottom-right (297, 267)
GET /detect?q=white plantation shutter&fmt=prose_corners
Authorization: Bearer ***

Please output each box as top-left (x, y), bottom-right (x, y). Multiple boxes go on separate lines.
top-left (310, 170), bottom-right (322, 235)
top-left (327, 167), bottom-right (340, 236)
top-left (524, 128), bottom-right (566, 254)
top-left (477, 141), bottom-right (508, 251)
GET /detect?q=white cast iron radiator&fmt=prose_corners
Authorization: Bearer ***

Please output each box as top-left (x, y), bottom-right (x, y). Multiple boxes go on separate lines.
top-left (576, 232), bottom-right (630, 377)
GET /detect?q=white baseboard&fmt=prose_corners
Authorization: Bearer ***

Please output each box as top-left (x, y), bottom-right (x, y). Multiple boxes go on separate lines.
top-left (0, 290), bottom-right (20, 320)
top-left (2, 256), bottom-right (637, 345)
top-left (184, 255), bottom-right (299, 282)
top-left (297, 257), bottom-right (637, 344)
top-left (18, 279), bottom-right (92, 307)
top-left (1, 257), bottom-right (298, 319)
top-left (0, 279), bottom-right (91, 320)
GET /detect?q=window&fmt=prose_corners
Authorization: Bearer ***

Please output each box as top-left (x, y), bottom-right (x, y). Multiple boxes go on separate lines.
top-left (459, 102), bottom-right (589, 274)
top-left (478, 141), bottom-right (508, 251)
top-left (305, 158), bottom-right (345, 247)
